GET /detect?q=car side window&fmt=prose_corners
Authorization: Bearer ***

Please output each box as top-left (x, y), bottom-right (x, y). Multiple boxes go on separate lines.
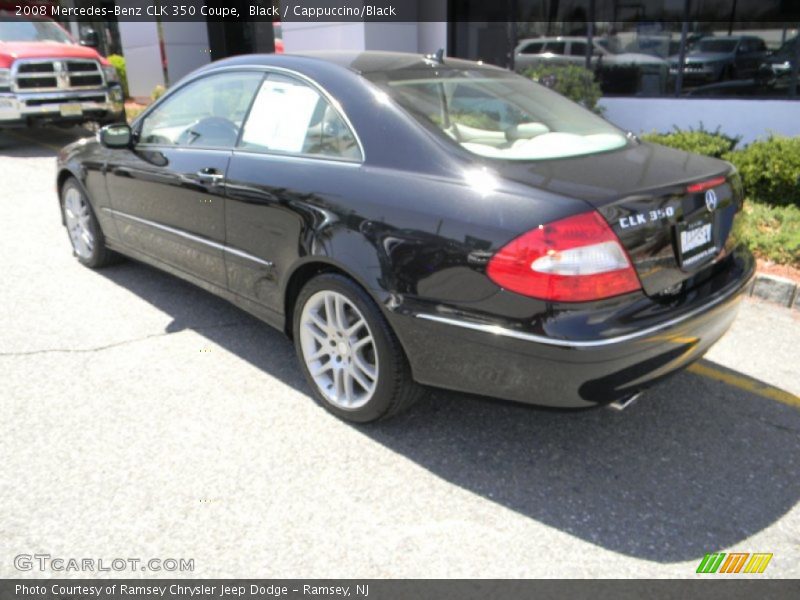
top-left (138, 72), bottom-right (263, 148)
top-left (238, 73), bottom-right (361, 161)
top-left (545, 42), bottom-right (566, 55)
top-left (521, 42), bottom-right (544, 54)
top-left (569, 42), bottom-right (587, 56)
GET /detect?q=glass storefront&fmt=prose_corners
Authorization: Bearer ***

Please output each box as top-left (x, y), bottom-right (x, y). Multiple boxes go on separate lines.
top-left (451, 1), bottom-right (800, 100)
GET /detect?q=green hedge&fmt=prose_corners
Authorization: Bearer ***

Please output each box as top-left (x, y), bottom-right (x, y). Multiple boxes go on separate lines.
top-left (642, 127), bottom-right (800, 207)
top-left (151, 84), bottom-right (166, 101)
top-left (640, 126), bottom-right (739, 159)
top-left (107, 54), bottom-right (128, 99)
top-left (738, 202), bottom-right (800, 266)
top-left (726, 136), bottom-right (800, 208)
top-left (525, 64), bottom-right (602, 113)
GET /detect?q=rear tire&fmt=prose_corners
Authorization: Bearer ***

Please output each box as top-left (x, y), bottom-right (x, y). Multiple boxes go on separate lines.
top-left (60, 177), bottom-right (120, 269)
top-left (293, 273), bottom-right (421, 422)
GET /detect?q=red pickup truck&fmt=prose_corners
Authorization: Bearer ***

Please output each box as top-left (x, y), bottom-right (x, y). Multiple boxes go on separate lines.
top-left (0, 14), bottom-right (123, 129)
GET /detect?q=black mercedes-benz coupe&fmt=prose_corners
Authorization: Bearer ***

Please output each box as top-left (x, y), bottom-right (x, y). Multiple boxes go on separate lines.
top-left (56, 51), bottom-right (754, 422)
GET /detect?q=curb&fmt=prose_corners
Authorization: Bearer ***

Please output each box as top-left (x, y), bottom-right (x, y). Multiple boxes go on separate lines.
top-left (747, 273), bottom-right (799, 310)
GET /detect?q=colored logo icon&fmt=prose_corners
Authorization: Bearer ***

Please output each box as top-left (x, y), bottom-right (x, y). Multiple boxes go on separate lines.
top-left (696, 552), bottom-right (773, 574)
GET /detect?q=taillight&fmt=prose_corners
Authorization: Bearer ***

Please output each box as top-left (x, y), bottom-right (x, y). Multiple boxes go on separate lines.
top-left (486, 211), bottom-right (641, 302)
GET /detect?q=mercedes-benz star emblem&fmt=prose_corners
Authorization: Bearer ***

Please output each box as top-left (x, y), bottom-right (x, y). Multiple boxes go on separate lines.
top-left (705, 188), bottom-right (718, 213)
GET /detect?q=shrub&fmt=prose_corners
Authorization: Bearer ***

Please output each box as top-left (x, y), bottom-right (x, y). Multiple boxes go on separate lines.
top-left (525, 64), bottom-right (602, 113)
top-left (641, 125), bottom-right (739, 159)
top-left (107, 54), bottom-right (128, 99)
top-left (737, 202), bottom-right (800, 266)
top-left (124, 105), bottom-right (145, 122)
top-left (725, 136), bottom-right (800, 207)
top-left (150, 85), bottom-right (166, 101)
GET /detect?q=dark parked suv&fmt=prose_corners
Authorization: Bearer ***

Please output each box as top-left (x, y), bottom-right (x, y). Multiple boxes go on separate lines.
top-left (670, 35), bottom-right (769, 83)
top-left (761, 36), bottom-right (798, 85)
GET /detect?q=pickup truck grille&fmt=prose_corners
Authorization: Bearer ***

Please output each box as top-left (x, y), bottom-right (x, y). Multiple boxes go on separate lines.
top-left (13, 59), bottom-right (104, 92)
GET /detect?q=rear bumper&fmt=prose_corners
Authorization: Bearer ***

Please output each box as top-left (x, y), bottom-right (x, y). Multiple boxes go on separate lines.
top-left (390, 248), bottom-right (755, 408)
top-left (0, 86), bottom-right (124, 126)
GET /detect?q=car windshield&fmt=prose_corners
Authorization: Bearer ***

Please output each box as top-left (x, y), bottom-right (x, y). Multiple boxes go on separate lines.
top-left (696, 39), bottom-right (738, 53)
top-left (367, 68), bottom-right (628, 161)
top-left (0, 18), bottom-right (72, 43)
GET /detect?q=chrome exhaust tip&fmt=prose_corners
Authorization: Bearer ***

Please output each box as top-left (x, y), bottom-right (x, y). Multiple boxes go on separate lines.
top-left (607, 392), bottom-right (643, 411)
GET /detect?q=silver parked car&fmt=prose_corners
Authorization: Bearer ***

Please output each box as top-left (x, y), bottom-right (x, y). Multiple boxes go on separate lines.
top-left (514, 36), bottom-right (668, 71)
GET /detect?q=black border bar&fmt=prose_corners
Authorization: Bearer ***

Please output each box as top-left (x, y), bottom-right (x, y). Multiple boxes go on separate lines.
top-left (3, 0), bottom-right (800, 23)
top-left (2, 580), bottom-right (800, 600)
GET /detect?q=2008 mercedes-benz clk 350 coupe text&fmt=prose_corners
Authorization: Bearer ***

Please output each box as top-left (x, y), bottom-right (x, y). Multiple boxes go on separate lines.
top-left (57, 51), bottom-right (755, 422)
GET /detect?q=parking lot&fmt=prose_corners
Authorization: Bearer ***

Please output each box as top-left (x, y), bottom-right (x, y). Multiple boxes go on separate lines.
top-left (1, 126), bottom-right (799, 578)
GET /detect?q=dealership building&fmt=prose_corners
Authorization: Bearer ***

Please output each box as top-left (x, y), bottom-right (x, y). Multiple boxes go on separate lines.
top-left (50, 0), bottom-right (799, 143)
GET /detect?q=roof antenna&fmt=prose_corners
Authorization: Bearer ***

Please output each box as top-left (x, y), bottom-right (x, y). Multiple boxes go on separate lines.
top-left (425, 48), bottom-right (445, 65)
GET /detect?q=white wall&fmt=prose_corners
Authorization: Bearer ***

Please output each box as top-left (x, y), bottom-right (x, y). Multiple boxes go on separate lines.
top-left (364, 23), bottom-right (419, 52)
top-left (117, 21), bottom-right (164, 100)
top-left (418, 22), bottom-right (448, 54)
top-left (161, 22), bottom-right (211, 85)
top-left (600, 97), bottom-right (800, 144)
top-left (282, 22), bottom-right (366, 52)
top-left (282, 21), bottom-right (447, 55)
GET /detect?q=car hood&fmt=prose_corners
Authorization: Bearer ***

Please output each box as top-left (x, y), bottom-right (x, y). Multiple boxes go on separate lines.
top-left (763, 55), bottom-right (793, 65)
top-left (671, 52), bottom-right (732, 63)
top-left (493, 140), bottom-right (729, 206)
top-left (0, 41), bottom-right (102, 68)
top-left (606, 52), bottom-right (666, 65)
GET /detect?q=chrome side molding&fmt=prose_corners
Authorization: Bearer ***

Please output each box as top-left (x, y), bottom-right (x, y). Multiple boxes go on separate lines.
top-left (415, 277), bottom-right (748, 349)
top-left (102, 208), bottom-right (274, 268)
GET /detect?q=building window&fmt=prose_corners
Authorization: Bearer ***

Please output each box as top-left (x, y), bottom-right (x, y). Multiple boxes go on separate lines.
top-left (450, 1), bottom-right (800, 101)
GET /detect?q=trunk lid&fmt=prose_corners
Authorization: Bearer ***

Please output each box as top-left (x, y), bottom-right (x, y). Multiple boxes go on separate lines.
top-left (495, 141), bottom-right (743, 297)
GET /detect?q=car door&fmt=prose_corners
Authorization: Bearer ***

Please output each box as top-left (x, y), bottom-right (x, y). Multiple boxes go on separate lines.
top-left (543, 41), bottom-right (569, 66)
top-left (568, 40), bottom-right (590, 66)
top-left (223, 72), bottom-right (363, 312)
top-left (514, 40), bottom-right (545, 70)
top-left (104, 71), bottom-right (263, 287)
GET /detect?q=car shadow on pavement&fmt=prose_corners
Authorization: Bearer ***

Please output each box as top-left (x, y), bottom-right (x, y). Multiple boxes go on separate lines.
top-left (0, 127), bottom-right (91, 158)
top-left (98, 258), bottom-right (800, 564)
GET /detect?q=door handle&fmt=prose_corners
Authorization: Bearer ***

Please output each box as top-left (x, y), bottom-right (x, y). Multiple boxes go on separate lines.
top-left (196, 168), bottom-right (225, 184)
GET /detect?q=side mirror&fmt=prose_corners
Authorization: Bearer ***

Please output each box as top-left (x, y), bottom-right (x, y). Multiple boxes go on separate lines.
top-left (98, 124), bottom-right (132, 149)
top-left (80, 29), bottom-right (99, 48)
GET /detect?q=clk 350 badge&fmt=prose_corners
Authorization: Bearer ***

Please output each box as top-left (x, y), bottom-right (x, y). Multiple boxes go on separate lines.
top-left (619, 206), bottom-right (675, 229)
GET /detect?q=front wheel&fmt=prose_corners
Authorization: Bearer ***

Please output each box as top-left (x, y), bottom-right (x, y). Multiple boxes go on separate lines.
top-left (60, 178), bottom-right (120, 268)
top-left (293, 273), bottom-right (421, 422)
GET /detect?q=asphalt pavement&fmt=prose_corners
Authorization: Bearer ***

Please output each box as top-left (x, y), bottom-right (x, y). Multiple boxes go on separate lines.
top-left (1, 126), bottom-right (799, 579)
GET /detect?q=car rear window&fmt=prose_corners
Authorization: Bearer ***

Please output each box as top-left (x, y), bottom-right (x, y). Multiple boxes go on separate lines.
top-left (366, 68), bottom-right (628, 161)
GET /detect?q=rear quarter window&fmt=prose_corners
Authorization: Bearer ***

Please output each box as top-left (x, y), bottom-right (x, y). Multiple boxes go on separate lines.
top-left (521, 42), bottom-right (544, 54)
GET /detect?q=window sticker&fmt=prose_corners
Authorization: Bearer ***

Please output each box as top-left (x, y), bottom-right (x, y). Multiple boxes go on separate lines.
top-left (241, 80), bottom-right (320, 152)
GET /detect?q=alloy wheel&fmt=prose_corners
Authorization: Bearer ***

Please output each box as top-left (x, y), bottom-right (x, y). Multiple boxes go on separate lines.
top-left (299, 290), bottom-right (379, 409)
top-left (63, 187), bottom-right (94, 260)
